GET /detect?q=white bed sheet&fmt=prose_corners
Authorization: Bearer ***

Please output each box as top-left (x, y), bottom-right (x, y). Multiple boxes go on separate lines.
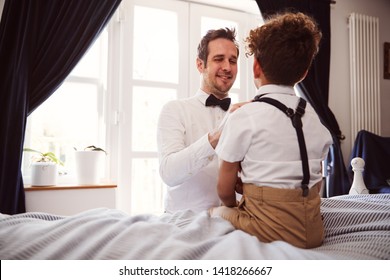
top-left (0, 194), bottom-right (389, 260)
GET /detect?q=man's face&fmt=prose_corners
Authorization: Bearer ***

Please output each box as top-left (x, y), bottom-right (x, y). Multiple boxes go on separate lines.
top-left (197, 38), bottom-right (238, 99)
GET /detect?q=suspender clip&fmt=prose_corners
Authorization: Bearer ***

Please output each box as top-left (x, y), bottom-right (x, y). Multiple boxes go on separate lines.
top-left (301, 184), bottom-right (309, 197)
top-left (296, 104), bottom-right (305, 116)
top-left (285, 108), bottom-right (294, 117)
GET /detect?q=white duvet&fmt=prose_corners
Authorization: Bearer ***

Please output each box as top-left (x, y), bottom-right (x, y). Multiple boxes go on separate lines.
top-left (0, 194), bottom-right (389, 259)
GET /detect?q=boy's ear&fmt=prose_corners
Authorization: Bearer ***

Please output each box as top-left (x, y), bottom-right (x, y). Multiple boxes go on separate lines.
top-left (298, 70), bottom-right (309, 83)
top-left (253, 59), bottom-right (261, 79)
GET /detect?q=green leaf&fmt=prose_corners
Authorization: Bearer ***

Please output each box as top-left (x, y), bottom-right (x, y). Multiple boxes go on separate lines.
top-left (23, 148), bottom-right (64, 166)
top-left (84, 145), bottom-right (107, 155)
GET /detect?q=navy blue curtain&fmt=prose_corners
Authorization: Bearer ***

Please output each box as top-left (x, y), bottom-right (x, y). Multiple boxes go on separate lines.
top-left (255, 0), bottom-right (351, 196)
top-left (0, 0), bottom-right (121, 214)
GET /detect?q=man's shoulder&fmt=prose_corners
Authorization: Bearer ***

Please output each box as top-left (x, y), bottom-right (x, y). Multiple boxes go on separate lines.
top-left (163, 95), bottom-right (200, 110)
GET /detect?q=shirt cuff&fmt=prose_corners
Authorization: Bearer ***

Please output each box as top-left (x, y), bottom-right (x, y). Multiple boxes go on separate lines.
top-left (191, 134), bottom-right (217, 166)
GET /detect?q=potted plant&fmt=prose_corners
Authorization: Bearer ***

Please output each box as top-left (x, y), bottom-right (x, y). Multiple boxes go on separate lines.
top-left (74, 146), bottom-right (107, 185)
top-left (23, 148), bottom-right (64, 186)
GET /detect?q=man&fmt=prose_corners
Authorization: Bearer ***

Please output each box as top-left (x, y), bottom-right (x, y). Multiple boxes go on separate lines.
top-left (157, 28), bottom-right (239, 213)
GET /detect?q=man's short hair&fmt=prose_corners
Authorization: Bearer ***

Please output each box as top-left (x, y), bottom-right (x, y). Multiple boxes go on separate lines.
top-left (197, 27), bottom-right (239, 67)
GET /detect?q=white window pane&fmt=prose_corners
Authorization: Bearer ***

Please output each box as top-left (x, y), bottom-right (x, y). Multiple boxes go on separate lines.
top-left (229, 92), bottom-right (239, 104)
top-left (132, 86), bottom-right (176, 151)
top-left (201, 17), bottom-right (239, 39)
top-left (131, 158), bottom-right (164, 215)
top-left (133, 6), bottom-right (179, 83)
top-left (70, 30), bottom-right (108, 79)
top-left (201, 17), bottom-right (241, 89)
top-left (23, 82), bottom-right (101, 178)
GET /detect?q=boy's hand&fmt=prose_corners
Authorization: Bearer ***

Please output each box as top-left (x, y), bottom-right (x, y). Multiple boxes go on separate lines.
top-left (235, 176), bottom-right (243, 194)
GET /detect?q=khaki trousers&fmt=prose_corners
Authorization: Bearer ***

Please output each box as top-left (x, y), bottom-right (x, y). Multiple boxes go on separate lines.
top-left (210, 182), bottom-right (324, 249)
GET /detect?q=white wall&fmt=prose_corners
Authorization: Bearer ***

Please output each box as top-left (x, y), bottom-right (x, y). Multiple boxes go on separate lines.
top-left (329, 0), bottom-right (390, 165)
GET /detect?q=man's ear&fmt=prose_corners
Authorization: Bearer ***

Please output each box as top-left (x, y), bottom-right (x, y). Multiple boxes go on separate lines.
top-left (196, 58), bottom-right (204, 73)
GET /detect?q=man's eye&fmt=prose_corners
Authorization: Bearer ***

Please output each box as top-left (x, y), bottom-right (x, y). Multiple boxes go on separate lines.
top-left (230, 60), bottom-right (237, 64)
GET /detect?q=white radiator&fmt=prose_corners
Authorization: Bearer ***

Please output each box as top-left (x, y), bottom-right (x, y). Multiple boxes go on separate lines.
top-left (349, 13), bottom-right (381, 145)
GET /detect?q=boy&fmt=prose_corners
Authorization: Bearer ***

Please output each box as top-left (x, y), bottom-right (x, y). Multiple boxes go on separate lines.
top-left (209, 12), bottom-right (333, 249)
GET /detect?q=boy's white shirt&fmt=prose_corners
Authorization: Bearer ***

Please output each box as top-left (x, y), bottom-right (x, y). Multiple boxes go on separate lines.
top-left (215, 84), bottom-right (333, 189)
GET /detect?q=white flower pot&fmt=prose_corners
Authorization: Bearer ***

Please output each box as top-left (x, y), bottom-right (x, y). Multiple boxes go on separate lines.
top-left (75, 151), bottom-right (104, 185)
top-left (31, 162), bottom-right (58, 186)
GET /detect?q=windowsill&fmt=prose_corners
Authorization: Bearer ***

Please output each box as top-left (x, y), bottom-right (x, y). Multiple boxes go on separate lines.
top-left (24, 184), bottom-right (117, 191)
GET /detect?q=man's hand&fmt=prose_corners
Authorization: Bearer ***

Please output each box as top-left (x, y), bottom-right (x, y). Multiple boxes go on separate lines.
top-left (211, 101), bottom-right (252, 149)
top-left (208, 129), bottom-right (222, 149)
top-left (229, 101), bottom-right (252, 113)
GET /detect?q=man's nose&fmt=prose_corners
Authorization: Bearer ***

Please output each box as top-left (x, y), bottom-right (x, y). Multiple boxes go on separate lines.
top-left (221, 59), bottom-right (231, 71)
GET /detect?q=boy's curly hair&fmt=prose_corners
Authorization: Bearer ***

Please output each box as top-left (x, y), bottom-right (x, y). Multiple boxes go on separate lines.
top-left (245, 12), bottom-right (322, 85)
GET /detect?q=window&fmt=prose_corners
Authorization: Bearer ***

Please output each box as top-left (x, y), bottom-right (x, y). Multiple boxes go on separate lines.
top-left (114, 0), bottom-right (189, 215)
top-left (23, 0), bottom-right (261, 215)
top-left (116, 0), bottom-right (261, 215)
top-left (22, 30), bottom-right (108, 184)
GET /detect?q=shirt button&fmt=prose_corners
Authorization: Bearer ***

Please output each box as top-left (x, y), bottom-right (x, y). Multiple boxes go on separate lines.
top-left (208, 156), bottom-right (214, 161)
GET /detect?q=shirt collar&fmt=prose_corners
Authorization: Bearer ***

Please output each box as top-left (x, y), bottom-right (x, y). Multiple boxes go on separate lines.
top-left (255, 84), bottom-right (296, 97)
top-left (196, 89), bottom-right (230, 106)
top-left (195, 89), bottom-right (210, 105)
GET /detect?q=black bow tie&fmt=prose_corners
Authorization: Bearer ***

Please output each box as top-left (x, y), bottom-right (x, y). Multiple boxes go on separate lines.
top-left (205, 94), bottom-right (231, 111)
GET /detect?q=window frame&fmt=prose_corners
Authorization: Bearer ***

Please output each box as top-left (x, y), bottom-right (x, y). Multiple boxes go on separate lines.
top-left (22, 33), bottom-right (108, 185)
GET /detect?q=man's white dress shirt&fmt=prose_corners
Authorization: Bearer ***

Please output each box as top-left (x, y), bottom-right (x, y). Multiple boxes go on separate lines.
top-left (216, 85), bottom-right (333, 189)
top-left (157, 90), bottom-right (228, 213)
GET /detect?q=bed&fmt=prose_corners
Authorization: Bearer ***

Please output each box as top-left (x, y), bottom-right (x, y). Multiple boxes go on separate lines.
top-left (0, 192), bottom-right (389, 260)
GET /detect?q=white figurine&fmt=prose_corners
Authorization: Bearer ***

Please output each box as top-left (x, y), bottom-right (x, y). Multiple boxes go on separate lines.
top-left (349, 157), bottom-right (369, 195)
